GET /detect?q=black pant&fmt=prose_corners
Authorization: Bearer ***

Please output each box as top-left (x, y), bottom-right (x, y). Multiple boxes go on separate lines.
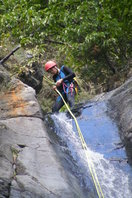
top-left (52, 89), bottom-right (76, 113)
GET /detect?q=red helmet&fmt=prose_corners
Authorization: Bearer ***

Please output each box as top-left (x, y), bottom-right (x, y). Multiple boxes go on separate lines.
top-left (44, 61), bottom-right (56, 71)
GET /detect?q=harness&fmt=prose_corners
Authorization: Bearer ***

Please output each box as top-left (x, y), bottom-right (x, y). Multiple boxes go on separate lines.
top-left (55, 65), bottom-right (74, 95)
top-left (62, 82), bottom-right (74, 95)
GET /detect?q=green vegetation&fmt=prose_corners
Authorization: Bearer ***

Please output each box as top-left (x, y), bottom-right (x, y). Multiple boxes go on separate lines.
top-left (0, 0), bottom-right (132, 107)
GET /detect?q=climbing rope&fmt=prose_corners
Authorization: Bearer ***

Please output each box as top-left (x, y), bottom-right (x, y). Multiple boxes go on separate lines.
top-left (44, 76), bottom-right (105, 198)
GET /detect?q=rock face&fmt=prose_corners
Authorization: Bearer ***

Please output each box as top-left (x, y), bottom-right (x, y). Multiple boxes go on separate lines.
top-left (1, 61), bottom-right (131, 197)
top-left (109, 77), bottom-right (132, 162)
top-left (0, 65), bottom-right (11, 90)
top-left (0, 77), bottom-right (87, 197)
top-left (19, 61), bottom-right (44, 94)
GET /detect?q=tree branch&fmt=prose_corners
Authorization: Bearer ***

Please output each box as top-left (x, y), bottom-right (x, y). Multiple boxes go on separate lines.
top-left (0, 45), bottom-right (21, 65)
top-left (44, 39), bottom-right (65, 45)
top-left (103, 52), bottom-right (117, 74)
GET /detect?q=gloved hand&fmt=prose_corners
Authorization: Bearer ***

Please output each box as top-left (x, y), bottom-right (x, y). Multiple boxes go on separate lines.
top-left (53, 85), bottom-right (57, 90)
top-left (55, 79), bottom-right (63, 87)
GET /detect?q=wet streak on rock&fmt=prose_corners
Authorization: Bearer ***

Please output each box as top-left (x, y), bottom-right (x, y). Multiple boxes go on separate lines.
top-left (108, 77), bottom-right (132, 163)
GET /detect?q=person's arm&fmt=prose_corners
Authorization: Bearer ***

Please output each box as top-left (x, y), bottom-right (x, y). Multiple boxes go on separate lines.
top-left (52, 75), bottom-right (57, 90)
top-left (54, 66), bottom-right (75, 87)
top-left (53, 75), bottom-right (56, 82)
top-left (62, 66), bottom-right (75, 81)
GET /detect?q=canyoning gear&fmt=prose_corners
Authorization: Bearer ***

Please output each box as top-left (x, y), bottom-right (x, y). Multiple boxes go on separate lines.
top-left (53, 66), bottom-right (79, 94)
top-left (52, 65), bottom-right (76, 112)
top-left (62, 82), bottom-right (74, 95)
top-left (53, 65), bottom-right (75, 93)
top-left (73, 77), bottom-right (80, 94)
top-left (45, 61), bottom-right (57, 71)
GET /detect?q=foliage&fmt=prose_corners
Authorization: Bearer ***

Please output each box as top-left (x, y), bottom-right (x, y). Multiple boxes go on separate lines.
top-left (0, 0), bottom-right (132, 92)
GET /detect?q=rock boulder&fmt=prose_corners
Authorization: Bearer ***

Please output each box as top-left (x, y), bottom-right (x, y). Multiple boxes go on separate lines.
top-left (0, 77), bottom-right (87, 197)
top-left (109, 77), bottom-right (132, 162)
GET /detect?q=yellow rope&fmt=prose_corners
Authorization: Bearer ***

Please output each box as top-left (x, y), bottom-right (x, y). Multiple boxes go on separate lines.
top-left (44, 76), bottom-right (105, 198)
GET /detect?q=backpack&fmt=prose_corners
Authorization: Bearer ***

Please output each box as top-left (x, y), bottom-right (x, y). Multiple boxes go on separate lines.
top-left (73, 77), bottom-right (81, 94)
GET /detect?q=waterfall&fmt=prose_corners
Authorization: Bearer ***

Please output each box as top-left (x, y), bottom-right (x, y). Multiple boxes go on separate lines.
top-left (51, 111), bottom-right (132, 198)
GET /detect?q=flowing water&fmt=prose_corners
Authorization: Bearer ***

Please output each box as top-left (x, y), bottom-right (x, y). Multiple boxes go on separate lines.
top-left (49, 100), bottom-right (132, 198)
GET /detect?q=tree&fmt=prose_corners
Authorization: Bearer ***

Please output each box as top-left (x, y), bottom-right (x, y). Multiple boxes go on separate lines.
top-left (0, 0), bottom-right (132, 91)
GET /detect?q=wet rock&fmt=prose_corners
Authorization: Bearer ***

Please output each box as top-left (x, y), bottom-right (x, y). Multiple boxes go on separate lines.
top-left (0, 65), bottom-right (10, 89)
top-left (0, 75), bottom-right (87, 197)
top-left (0, 178), bottom-right (11, 198)
top-left (109, 77), bottom-right (132, 161)
top-left (0, 79), bottom-right (42, 119)
top-left (19, 61), bottom-right (44, 94)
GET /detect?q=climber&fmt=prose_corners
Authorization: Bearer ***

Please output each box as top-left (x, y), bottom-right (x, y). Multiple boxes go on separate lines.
top-left (44, 60), bottom-right (76, 113)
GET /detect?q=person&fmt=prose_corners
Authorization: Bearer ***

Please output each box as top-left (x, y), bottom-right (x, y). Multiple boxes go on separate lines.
top-left (44, 60), bottom-right (76, 113)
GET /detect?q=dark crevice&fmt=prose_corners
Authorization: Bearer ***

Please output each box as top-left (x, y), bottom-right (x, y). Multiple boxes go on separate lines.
top-left (0, 114), bottom-right (43, 121)
top-left (0, 178), bottom-right (12, 198)
top-left (17, 144), bottom-right (27, 148)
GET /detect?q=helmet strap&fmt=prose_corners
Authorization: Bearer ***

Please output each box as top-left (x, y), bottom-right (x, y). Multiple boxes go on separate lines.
top-left (55, 66), bottom-right (60, 74)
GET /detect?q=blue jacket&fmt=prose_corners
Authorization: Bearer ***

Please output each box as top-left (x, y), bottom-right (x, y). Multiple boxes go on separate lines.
top-left (53, 65), bottom-right (75, 94)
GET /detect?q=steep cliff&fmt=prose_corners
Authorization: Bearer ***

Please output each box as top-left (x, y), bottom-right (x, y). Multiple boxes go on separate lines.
top-left (108, 77), bottom-right (132, 162)
top-left (0, 62), bottom-right (131, 197)
top-left (0, 66), bottom-right (87, 198)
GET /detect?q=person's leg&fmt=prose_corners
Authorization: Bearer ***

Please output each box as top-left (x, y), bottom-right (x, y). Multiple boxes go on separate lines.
top-left (52, 95), bottom-right (65, 113)
top-left (66, 88), bottom-right (76, 108)
top-left (66, 88), bottom-right (82, 118)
